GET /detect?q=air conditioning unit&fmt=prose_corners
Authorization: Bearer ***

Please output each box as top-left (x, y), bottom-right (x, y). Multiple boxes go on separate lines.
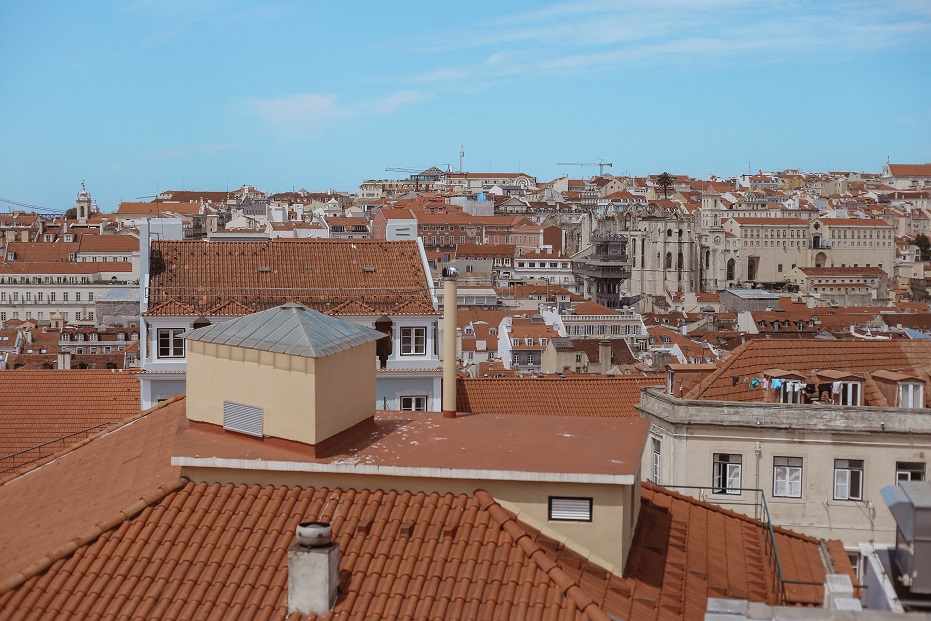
top-left (882, 482), bottom-right (931, 594)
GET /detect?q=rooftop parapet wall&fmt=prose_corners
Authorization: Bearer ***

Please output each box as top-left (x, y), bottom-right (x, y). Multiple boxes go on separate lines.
top-left (637, 386), bottom-right (931, 434)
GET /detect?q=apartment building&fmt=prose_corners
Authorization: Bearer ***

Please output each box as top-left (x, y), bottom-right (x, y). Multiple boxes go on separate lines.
top-left (641, 339), bottom-right (931, 560)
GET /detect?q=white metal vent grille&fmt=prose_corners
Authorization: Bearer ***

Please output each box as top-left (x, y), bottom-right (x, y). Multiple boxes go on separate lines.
top-left (548, 497), bottom-right (593, 522)
top-left (223, 401), bottom-right (263, 437)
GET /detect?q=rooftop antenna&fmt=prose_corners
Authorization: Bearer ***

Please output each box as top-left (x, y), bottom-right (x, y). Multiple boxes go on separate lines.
top-left (459, 142), bottom-right (464, 174)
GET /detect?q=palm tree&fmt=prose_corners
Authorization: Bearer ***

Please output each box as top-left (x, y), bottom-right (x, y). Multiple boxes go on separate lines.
top-left (656, 172), bottom-right (674, 200)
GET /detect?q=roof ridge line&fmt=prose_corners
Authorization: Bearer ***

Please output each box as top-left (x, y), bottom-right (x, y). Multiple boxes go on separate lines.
top-left (0, 476), bottom-right (189, 596)
top-left (473, 489), bottom-right (613, 621)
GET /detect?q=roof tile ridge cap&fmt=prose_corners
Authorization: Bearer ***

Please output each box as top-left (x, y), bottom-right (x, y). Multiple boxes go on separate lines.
top-left (0, 476), bottom-right (189, 596)
top-left (473, 489), bottom-right (609, 618)
top-left (647, 483), bottom-right (821, 543)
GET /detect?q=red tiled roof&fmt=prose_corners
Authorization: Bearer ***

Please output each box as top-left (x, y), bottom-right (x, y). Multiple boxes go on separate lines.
top-left (571, 301), bottom-right (618, 315)
top-left (0, 397), bottom-right (181, 587)
top-left (205, 299), bottom-right (254, 316)
top-left (77, 234), bottom-right (139, 253)
top-left (142, 298), bottom-right (196, 316)
top-left (327, 299), bottom-right (377, 316)
top-left (727, 218), bottom-right (809, 225)
top-left (148, 239), bottom-right (433, 313)
top-left (685, 339), bottom-right (931, 402)
top-left (0, 370), bottom-right (141, 470)
top-left (4, 241), bottom-right (78, 261)
top-left (0, 476), bottom-right (850, 620)
top-left (116, 201), bottom-right (201, 216)
top-left (887, 163), bottom-right (931, 177)
top-left (457, 376), bottom-right (663, 417)
top-left (388, 299), bottom-right (440, 315)
top-left (570, 338), bottom-right (639, 366)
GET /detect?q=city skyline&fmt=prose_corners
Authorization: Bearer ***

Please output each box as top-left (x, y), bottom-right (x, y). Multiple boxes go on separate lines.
top-left (2, 0), bottom-right (929, 211)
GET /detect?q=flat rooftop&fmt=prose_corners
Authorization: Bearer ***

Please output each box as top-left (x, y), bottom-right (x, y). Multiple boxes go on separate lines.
top-left (173, 407), bottom-right (649, 484)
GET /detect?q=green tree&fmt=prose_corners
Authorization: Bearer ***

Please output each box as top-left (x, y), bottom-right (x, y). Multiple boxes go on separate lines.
top-left (656, 171), bottom-right (674, 200)
top-left (915, 233), bottom-right (931, 261)
top-left (64, 207), bottom-right (77, 220)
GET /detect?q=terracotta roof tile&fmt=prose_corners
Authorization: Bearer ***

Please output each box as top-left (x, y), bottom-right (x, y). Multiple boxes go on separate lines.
top-left (0, 478), bottom-right (849, 621)
top-left (148, 239), bottom-right (432, 313)
top-left (142, 299), bottom-right (196, 317)
top-left (457, 376), bottom-right (663, 417)
top-left (0, 370), bottom-right (140, 472)
top-left (326, 300), bottom-right (378, 316)
top-left (204, 300), bottom-right (254, 316)
top-left (684, 339), bottom-right (931, 403)
top-left (0, 397), bottom-right (182, 588)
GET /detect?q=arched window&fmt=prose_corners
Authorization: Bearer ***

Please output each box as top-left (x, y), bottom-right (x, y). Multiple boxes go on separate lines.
top-left (726, 258), bottom-right (736, 280)
top-left (665, 252), bottom-right (673, 269)
top-left (677, 252), bottom-right (684, 269)
top-left (631, 238), bottom-right (637, 267)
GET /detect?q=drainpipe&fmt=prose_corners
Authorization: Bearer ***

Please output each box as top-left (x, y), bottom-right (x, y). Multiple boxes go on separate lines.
top-left (442, 267), bottom-right (459, 418)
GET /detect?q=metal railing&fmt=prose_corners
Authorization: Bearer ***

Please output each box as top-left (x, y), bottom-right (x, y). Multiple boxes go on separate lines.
top-left (0, 423), bottom-right (116, 474)
top-left (659, 484), bottom-right (845, 606)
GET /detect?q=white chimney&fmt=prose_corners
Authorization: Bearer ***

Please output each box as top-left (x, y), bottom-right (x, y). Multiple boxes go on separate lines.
top-left (599, 340), bottom-right (611, 374)
top-left (442, 267), bottom-right (459, 418)
top-left (288, 522), bottom-right (339, 616)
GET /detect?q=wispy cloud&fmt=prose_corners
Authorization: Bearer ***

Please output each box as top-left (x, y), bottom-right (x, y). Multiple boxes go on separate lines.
top-left (406, 0), bottom-right (931, 84)
top-left (244, 91), bottom-right (428, 138)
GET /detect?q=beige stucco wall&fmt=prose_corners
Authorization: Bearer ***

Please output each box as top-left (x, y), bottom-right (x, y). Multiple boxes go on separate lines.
top-left (181, 465), bottom-right (634, 573)
top-left (639, 388), bottom-right (931, 549)
top-left (186, 340), bottom-right (376, 445)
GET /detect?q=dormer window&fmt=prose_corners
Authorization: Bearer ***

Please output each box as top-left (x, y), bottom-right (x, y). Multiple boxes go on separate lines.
top-left (837, 381), bottom-right (861, 406)
top-left (157, 328), bottom-right (186, 358)
top-left (400, 327), bottom-right (426, 355)
top-left (89, 333), bottom-right (98, 341)
top-left (512, 338), bottom-right (520, 346)
top-left (899, 382), bottom-right (924, 408)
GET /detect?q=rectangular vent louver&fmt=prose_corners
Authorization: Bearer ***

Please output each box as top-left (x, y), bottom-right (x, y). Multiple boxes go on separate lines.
top-left (548, 497), bottom-right (593, 522)
top-left (223, 401), bottom-right (263, 437)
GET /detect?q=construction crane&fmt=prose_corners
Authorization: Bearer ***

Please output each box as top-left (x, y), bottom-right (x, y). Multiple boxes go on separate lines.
top-left (557, 160), bottom-right (614, 175)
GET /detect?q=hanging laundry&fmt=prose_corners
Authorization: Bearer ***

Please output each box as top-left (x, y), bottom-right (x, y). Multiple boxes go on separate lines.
top-left (771, 378), bottom-right (783, 389)
top-left (763, 378), bottom-right (770, 390)
top-left (832, 381), bottom-right (841, 394)
top-left (750, 378), bottom-right (762, 389)
top-left (732, 376), bottom-right (739, 386)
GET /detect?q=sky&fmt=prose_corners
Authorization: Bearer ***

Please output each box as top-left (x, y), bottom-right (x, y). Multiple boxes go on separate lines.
top-left (1, 0), bottom-right (929, 213)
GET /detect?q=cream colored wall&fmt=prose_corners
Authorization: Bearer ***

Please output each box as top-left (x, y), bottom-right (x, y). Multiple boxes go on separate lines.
top-left (645, 419), bottom-right (931, 548)
top-left (186, 340), bottom-right (376, 445)
top-left (182, 465), bottom-right (634, 573)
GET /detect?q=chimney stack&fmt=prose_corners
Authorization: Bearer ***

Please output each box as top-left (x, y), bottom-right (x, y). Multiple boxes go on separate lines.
top-left (288, 522), bottom-right (339, 616)
top-left (442, 267), bottom-right (459, 418)
top-left (599, 340), bottom-right (611, 374)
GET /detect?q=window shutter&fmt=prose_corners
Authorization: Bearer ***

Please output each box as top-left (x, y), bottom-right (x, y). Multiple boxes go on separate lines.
top-left (727, 463), bottom-right (741, 491)
top-left (834, 468), bottom-right (849, 500)
top-left (549, 497), bottom-right (592, 522)
top-left (223, 401), bottom-right (263, 437)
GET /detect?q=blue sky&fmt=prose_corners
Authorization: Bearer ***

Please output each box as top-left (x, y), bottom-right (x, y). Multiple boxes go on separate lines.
top-left (1, 0), bottom-right (929, 212)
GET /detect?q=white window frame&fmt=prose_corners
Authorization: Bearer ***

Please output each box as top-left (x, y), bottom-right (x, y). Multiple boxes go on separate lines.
top-left (399, 326), bottom-right (426, 356)
top-left (896, 461), bottom-right (925, 482)
top-left (773, 456), bottom-right (803, 498)
top-left (837, 381), bottom-right (861, 406)
top-left (399, 395), bottom-right (427, 411)
top-left (157, 328), bottom-right (186, 358)
top-left (899, 383), bottom-right (923, 408)
top-left (713, 453), bottom-right (742, 495)
top-left (651, 438), bottom-right (661, 485)
top-left (833, 459), bottom-right (864, 501)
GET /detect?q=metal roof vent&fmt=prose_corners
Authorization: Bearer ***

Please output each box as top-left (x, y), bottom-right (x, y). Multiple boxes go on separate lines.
top-left (882, 481), bottom-right (931, 594)
top-left (289, 522), bottom-right (339, 615)
top-left (362, 266), bottom-right (376, 273)
top-left (258, 266), bottom-right (271, 272)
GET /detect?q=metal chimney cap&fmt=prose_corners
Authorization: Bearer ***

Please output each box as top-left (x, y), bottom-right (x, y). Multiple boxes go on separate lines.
top-left (295, 521), bottom-right (332, 547)
top-left (442, 266), bottom-right (459, 278)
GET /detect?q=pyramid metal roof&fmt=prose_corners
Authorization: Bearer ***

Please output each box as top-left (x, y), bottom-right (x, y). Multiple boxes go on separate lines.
top-left (184, 303), bottom-right (384, 358)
